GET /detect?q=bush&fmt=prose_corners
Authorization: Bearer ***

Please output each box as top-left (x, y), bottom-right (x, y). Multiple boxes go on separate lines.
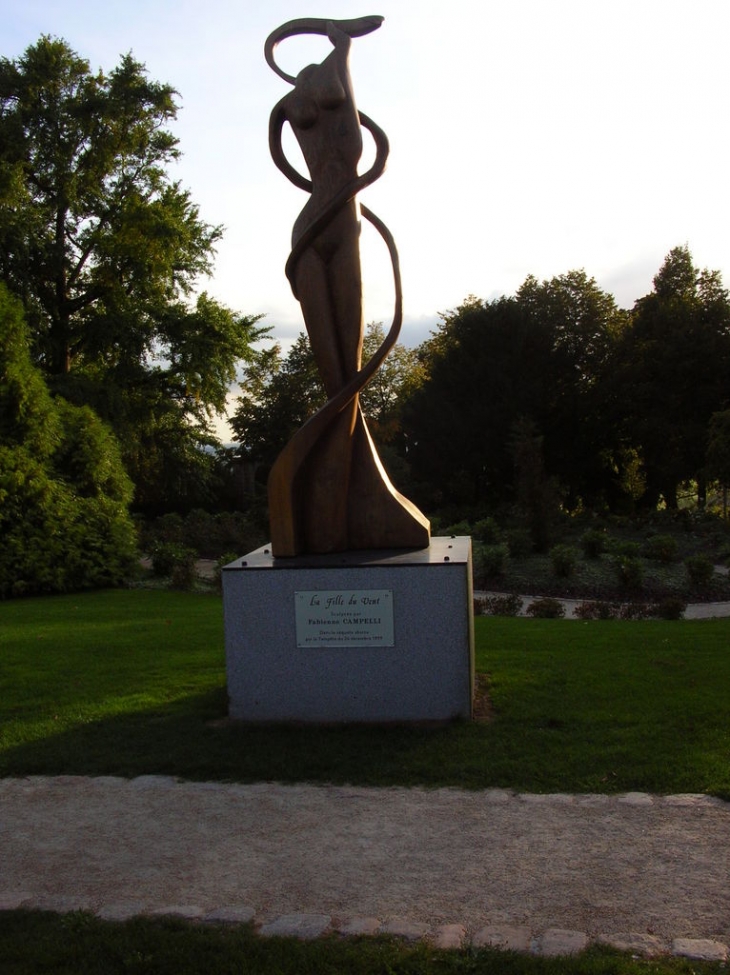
top-left (685, 555), bottom-right (714, 588)
top-left (472, 517), bottom-right (502, 544)
top-left (614, 555), bottom-right (645, 591)
top-left (0, 287), bottom-right (137, 597)
top-left (477, 593), bottom-right (523, 617)
top-left (620, 602), bottom-right (653, 620)
top-left (479, 542), bottom-right (510, 577)
top-left (151, 543), bottom-right (197, 579)
top-left (608, 539), bottom-right (642, 558)
top-left (526, 597), bottom-right (566, 619)
top-left (580, 528), bottom-right (607, 559)
top-left (643, 534), bottom-right (678, 563)
top-left (170, 552), bottom-right (199, 591)
top-left (214, 552), bottom-right (240, 591)
top-left (574, 600), bottom-right (619, 620)
top-left (550, 544), bottom-right (578, 578)
top-left (504, 528), bottom-right (533, 558)
top-left (652, 597), bottom-right (686, 620)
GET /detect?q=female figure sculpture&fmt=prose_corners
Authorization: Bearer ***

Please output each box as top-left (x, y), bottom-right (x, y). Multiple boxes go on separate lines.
top-left (265, 16), bottom-right (430, 557)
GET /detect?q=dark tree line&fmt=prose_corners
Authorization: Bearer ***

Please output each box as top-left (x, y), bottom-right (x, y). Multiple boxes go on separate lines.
top-left (403, 247), bottom-right (730, 516)
top-left (233, 249), bottom-right (730, 527)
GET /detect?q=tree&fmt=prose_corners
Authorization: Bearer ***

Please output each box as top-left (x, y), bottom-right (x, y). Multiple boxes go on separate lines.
top-left (0, 36), bottom-right (263, 508)
top-left (231, 333), bottom-right (325, 485)
top-left (610, 247), bottom-right (730, 508)
top-left (0, 283), bottom-right (137, 596)
top-left (707, 410), bottom-right (730, 518)
top-left (359, 322), bottom-right (425, 445)
top-left (402, 273), bottom-right (624, 512)
top-left (230, 323), bottom-right (423, 495)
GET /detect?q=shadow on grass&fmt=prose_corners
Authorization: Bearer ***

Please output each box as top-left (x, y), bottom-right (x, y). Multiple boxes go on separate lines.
top-left (4, 681), bottom-right (729, 799)
top-left (0, 685), bottom-right (493, 787)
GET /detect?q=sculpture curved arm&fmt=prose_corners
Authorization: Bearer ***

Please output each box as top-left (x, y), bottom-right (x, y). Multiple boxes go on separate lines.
top-left (265, 15), bottom-right (384, 84)
top-left (268, 101), bottom-right (313, 193)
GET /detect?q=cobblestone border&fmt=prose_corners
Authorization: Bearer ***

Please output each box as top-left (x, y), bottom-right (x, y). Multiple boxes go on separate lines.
top-left (1, 895), bottom-right (727, 961)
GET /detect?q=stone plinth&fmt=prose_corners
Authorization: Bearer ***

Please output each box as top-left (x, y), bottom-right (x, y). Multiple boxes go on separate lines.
top-left (222, 537), bottom-right (474, 723)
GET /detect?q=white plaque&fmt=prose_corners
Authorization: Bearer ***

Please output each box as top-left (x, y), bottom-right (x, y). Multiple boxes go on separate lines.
top-left (295, 590), bottom-right (394, 648)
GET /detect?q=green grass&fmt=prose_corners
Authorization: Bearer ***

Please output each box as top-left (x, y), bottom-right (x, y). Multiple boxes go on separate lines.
top-left (1, 589), bottom-right (729, 797)
top-left (0, 911), bottom-right (724, 975)
top-left (2, 590), bottom-right (730, 973)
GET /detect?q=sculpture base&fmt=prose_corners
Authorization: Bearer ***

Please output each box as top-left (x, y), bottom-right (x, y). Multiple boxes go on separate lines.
top-left (222, 538), bottom-right (474, 723)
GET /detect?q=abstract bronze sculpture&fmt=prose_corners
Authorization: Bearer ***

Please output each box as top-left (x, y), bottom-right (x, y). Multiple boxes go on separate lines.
top-left (265, 16), bottom-right (430, 557)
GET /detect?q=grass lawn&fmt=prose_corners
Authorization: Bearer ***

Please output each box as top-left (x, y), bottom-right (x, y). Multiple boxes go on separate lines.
top-left (2, 589), bottom-right (729, 974)
top-left (2, 910), bottom-right (726, 975)
top-left (1, 589), bottom-right (729, 797)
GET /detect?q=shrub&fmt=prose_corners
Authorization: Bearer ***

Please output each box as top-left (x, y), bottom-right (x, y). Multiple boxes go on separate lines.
top-left (550, 544), bottom-right (578, 577)
top-left (580, 528), bottom-right (607, 559)
top-left (574, 600), bottom-right (619, 620)
top-left (478, 593), bottom-right (523, 617)
top-left (480, 543), bottom-right (510, 577)
top-left (504, 528), bottom-right (533, 558)
top-left (643, 534), bottom-right (678, 563)
top-left (652, 597), bottom-right (686, 620)
top-left (170, 551), bottom-right (199, 591)
top-left (214, 552), bottom-right (240, 591)
top-left (620, 602), bottom-right (653, 620)
top-left (526, 597), bottom-right (566, 619)
top-left (443, 520), bottom-right (472, 537)
top-left (472, 517), bottom-right (502, 544)
top-left (607, 539), bottom-right (641, 558)
top-left (0, 287), bottom-right (137, 597)
top-left (614, 555), bottom-right (644, 591)
top-left (151, 543), bottom-right (197, 579)
top-left (685, 555), bottom-right (714, 588)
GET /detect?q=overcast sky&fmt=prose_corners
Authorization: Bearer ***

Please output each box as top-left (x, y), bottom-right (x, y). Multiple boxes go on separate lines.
top-left (5, 0), bottom-right (730, 433)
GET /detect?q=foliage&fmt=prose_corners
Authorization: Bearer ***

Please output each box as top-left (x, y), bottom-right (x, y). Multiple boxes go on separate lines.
top-left (642, 534), bottom-right (679, 563)
top-left (150, 542), bottom-right (197, 579)
top-left (581, 528), bottom-right (608, 559)
top-left (607, 246), bottom-right (730, 508)
top-left (140, 508), bottom-right (267, 560)
top-left (478, 542), bottom-right (510, 577)
top-left (549, 543), bottom-right (578, 577)
top-left (475, 592), bottom-right (523, 617)
top-left (653, 596), bottom-right (686, 620)
top-left (359, 321), bottom-right (426, 445)
top-left (612, 555), bottom-right (645, 592)
top-left (525, 597), bottom-right (566, 618)
top-left (574, 601), bottom-right (619, 620)
top-left (230, 332), bottom-right (325, 477)
top-left (0, 285), bottom-right (136, 596)
top-left (403, 274), bottom-right (625, 511)
top-left (0, 36), bottom-right (264, 510)
top-left (230, 324), bottom-right (423, 493)
top-left (685, 555), bottom-right (714, 588)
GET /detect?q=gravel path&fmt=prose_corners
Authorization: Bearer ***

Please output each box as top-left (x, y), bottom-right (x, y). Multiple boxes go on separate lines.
top-left (1, 776), bottom-right (728, 958)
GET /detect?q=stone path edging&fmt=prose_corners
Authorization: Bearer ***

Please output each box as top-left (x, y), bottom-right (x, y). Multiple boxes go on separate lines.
top-left (1, 893), bottom-right (727, 961)
top-left (1, 776), bottom-right (729, 961)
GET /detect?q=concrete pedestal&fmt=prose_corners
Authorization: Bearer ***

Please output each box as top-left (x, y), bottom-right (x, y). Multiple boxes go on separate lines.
top-left (222, 537), bottom-right (474, 723)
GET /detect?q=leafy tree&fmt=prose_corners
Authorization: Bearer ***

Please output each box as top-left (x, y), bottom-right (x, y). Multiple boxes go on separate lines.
top-left (610, 247), bottom-right (730, 508)
top-left (0, 283), bottom-right (137, 596)
top-left (707, 410), bottom-right (730, 518)
top-left (0, 36), bottom-right (263, 508)
top-left (231, 333), bottom-right (325, 484)
top-left (231, 323), bottom-right (421, 492)
top-left (359, 322), bottom-right (425, 445)
top-left (403, 273), bottom-right (624, 512)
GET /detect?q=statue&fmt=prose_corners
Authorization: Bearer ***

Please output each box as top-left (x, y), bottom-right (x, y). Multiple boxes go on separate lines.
top-left (265, 16), bottom-right (430, 558)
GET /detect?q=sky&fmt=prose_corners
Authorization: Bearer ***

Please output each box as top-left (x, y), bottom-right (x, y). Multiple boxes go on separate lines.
top-left (4, 0), bottom-right (730, 433)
